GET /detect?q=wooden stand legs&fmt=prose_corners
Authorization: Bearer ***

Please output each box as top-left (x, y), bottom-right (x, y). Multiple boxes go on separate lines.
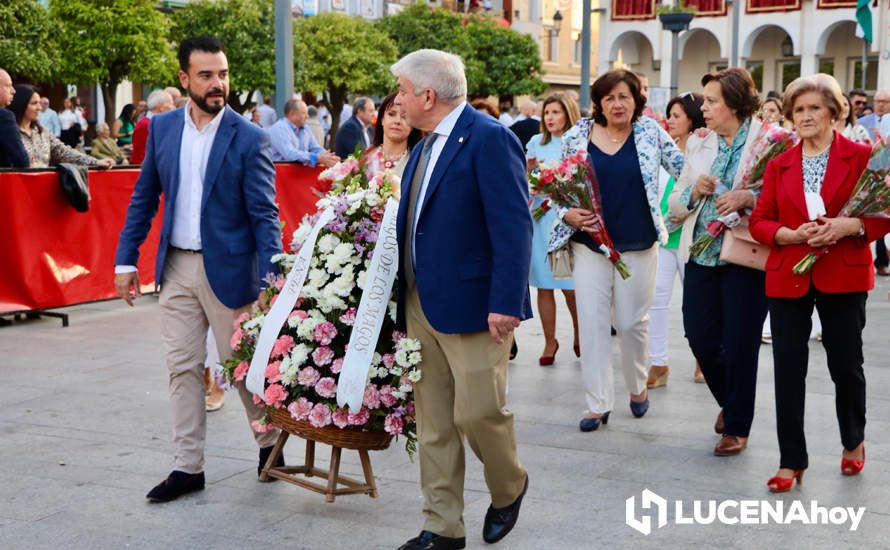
top-left (259, 431), bottom-right (379, 503)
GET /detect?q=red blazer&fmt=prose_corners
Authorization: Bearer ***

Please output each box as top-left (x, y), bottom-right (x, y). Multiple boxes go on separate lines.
top-left (130, 116), bottom-right (151, 165)
top-left (750, 132), bottom-right (890, 298)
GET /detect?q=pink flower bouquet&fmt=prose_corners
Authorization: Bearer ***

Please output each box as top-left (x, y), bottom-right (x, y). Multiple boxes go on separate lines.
top-left (223, 154), bottom-right (422, 456)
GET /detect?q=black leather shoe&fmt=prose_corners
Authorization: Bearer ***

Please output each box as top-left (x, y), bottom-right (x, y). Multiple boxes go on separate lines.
top-left (258, 445), bottom-right (285, 481)
top-left (483, 474), bottom-right (528, 544)
top-left (397, 530), bottom-right (466, 550)
top-left (146, 470), bottom-right (205, 502)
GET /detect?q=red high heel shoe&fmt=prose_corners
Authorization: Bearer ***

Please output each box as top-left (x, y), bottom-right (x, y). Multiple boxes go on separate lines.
top-left (841, 447), bottom-right (865, 475)
top-left (767, 470), bottom-right (804, 493)
top-left (539, 341), bottom-right (559, 366)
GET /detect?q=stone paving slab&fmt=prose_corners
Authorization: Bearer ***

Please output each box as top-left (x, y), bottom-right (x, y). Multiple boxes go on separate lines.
top-left (2, 279), bottom-right (890, 549)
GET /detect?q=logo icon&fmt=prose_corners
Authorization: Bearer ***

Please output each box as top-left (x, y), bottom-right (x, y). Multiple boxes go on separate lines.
top-left (626, 489), bottom-right (668, 535)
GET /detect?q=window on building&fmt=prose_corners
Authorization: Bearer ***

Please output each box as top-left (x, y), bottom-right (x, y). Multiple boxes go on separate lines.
top-left (819, 59), bottom-right (835, 79)
top-left (850, 57), bottom-right (879, 92)
top-left (574, 37), bottom-right (581, 65)
top-left (708, 62), bottom-right (727, 73)
top-left (549, 29), bottom-right (559, 63)
top-left (746, 61), bottom-right (764, 93)
top-left (778, 61), bottom-right (801, 91)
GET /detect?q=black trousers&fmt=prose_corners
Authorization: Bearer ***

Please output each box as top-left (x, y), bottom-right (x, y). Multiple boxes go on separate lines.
top-left (769, 288), bottom-right (867, 470)
top-left (682, 262), bottom-right (768, 437)
top-left (874, 239), bottom-right (888, 269)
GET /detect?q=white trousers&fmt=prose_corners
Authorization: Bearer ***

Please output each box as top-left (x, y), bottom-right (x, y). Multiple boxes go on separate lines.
top-left (572, 242), bottom-right (658, 414)
top-left (648, 247), bottom-right (685, 366)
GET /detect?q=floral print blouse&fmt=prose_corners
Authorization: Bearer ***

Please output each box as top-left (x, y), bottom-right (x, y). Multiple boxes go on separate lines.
top-left (679, 118), bottom-right (751, 267)
top-left (547, 116), bottom-right (685, 253)
top-left (18, 123), bottom-right (99, 168)
top-left (802, 150), bottom-right (829, 194)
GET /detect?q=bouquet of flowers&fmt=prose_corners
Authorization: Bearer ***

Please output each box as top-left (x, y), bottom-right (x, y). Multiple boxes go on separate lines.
top-left (689, 122), bottom-right (797, 257)
top-left (530, 151), bottom-right (631, 278)
top-left (223, 155), bottom-right (423, 456)
top-left (793, 140), bottom-right (890, 275)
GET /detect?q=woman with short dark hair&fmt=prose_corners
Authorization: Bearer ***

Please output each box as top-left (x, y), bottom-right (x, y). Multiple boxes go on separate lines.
top-left (548, 69), bottom-right (685, 432)
top-left (668, 67), bottom-right (766, 456)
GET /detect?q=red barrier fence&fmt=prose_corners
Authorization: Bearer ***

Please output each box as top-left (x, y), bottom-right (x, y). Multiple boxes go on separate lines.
top-left (0, 164), bottom-right (323, 313)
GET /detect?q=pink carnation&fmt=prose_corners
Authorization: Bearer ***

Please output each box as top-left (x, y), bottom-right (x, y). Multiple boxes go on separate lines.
top-left (384, 413), bottom-right (404, 435)
top-left (234, 312), bottom-right (250, 326)
top-left (271, 335), bottom-right (295, 358)
top-left (332, 408), bottom-right (350, 428)
top-left (391, 331), bottom-right (406, 344)
top-left (348, 407), bottom-right (371, 426)
top-left (315, 377), bottom-right (338, 398)
top-left (379, 385), bottom-right (397, 407)
top-left (363, 384), bottom-right (381, 409)
top-left (264, 383), bottom-right (288, 408)
top-left (289, 310), bottom-right (308, 324)
top-left (298, 366), bottom-right (321, 387)
top-left (230, 328), bottom-right (245, 351)
top-left (251, 420), bottom-right (275, 434)
top-left (312, 346), bottom-right (334, 367)
top-left (287, 397), bottom-right (313, 421)
top-left (264, 360), bottom-right (282, 383)
top-left (381, 354), bottom-right (395, 370)
top-left (330, 357), bottom-right (344, 374)
top-left (308, 403), bottom-right (332, 428)
top-left (339, 308), bottom-right (358, 326)
top-left (314, 321), bottom-right (338, 345)
top-left (252, 394), bottom-right (263, 406)
top-left (233, 361), bottom-right (249, 382)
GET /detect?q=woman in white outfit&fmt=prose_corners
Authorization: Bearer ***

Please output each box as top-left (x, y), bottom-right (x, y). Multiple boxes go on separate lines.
top-left (647, 93), bottom-right (706, 388)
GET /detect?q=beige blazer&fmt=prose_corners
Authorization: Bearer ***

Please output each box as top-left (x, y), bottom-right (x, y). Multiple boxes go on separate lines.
top-left (668, 118), bottom-right (763, 263)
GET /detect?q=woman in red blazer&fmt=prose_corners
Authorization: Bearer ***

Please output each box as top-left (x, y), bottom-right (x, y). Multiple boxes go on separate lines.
top-left (750, 74), bottom-right (890, 493)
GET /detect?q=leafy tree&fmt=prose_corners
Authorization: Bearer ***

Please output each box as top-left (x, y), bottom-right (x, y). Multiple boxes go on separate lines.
top-left (294, 12), bottom-right (397, 149)
top-left (378, 4), bottom-right (545, 99)
top-left (0, 0), bottom-right (60, 82)
top-left (464, 17), bottom-right (547, 98)
top-left (170, 0), bottom-right (275, 112)
top-left (51, 0), bottom-right (175, 125)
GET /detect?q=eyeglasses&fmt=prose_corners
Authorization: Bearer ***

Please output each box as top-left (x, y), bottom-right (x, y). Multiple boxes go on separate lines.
top-left (853, 100), bottom-right (866, 105)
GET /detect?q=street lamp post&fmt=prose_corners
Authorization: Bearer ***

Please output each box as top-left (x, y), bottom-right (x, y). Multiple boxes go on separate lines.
top-left (659, 10), bottom-right (694, 97)
top-left (274, 0), bottom-right (294, 118)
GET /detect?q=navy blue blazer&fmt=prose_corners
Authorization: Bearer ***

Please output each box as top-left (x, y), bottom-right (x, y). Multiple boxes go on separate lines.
top-left (0, 108), bottom-right (29, 168)
top-left (335, 115), bottom-right (371, 159)
top-left (396, 105), bottom-right (533, 334)
top-left (114, 106), bottom-right (282, 309)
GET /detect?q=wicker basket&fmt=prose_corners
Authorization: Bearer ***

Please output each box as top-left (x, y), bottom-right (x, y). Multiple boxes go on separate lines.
top-left (267, 407), bottom-right (393, 451)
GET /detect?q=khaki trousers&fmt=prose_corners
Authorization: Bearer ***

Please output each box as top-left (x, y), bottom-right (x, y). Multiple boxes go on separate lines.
top-left (406, 287), bottom-right (527, 538)
top-left (159, 249), bottom-right (279, 474)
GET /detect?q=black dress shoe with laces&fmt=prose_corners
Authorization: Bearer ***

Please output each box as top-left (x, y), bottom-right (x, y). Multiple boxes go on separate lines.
top-left (146, 470), bottom-right (205, 503)
top-left (397, 531), bottom-right (465, 550)
top-left (258, 445), bottom-right (285, 481)
top-left (482, 474), bottom-right (528, 544)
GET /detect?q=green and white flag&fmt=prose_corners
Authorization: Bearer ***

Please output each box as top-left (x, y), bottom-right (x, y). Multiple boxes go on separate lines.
top-left (856, 0), bottom-right (873, 44)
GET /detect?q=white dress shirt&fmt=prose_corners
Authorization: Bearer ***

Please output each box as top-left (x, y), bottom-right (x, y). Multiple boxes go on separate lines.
top-left (411, 101), bottom-right (467, 261)
top-left (115, 104), bottom-right (225, 274)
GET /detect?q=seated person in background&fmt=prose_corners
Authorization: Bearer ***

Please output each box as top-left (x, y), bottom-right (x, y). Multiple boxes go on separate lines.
top-left (268, 99), bottom-right (339, 167)
top-left (130, 90), bottom-right (174, 164)
top-left (0, 68), bottom-right (29, 168)
top-left (91, 122), bottom-right (126, 164)
top-left (9, 85), bottom-right (112, 169)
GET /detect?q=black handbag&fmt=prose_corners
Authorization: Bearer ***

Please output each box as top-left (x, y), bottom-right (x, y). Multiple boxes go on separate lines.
top-left (57, 162), bottom-right (91, 212)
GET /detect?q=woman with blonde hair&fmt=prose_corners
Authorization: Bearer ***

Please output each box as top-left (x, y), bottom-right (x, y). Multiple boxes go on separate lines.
top-left (751, 74), bottom-right (890, 491)
top-left (526, 92), bottom-right (582, 365)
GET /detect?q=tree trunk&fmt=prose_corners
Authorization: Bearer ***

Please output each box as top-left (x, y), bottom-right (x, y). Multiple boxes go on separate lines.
top-left (327, 86), bottom-right (347, 153)
top-left (100, 82), bottom-right (117, 126)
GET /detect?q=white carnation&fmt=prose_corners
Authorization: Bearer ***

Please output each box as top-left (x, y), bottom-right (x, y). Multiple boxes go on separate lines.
top-left (356, 270), bottom-right (368, 290)
top-left (394, 349), bottom-right (409, 367)
top-left (297, 317), bottom-right (320, 340)
top-left (365, 191), bottom-right (381, 207)
top-left (290, 343), bottom-right (311, 367)
top-left (331, 273), bottom-right (355, 297)
top-left (317, 234), bottom-right (340, 253)
top-left (291, 224), bottom-right (313, 248)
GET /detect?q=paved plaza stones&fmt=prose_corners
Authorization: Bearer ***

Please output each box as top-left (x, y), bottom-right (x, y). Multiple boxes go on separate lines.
top-left (2, 281), bottom-right (890, 549)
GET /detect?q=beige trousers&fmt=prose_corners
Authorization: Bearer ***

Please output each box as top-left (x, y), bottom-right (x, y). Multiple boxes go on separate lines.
top-left (159, 249), bottom-right (279, 474)
top-left (406, 287), bottom-right (527, 538)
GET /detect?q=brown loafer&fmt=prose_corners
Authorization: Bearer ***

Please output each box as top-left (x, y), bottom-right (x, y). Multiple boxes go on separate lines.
top-left (714, 434), bottom-right (747, 456)
top-left (714, 410), bottom-right (724, 434)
